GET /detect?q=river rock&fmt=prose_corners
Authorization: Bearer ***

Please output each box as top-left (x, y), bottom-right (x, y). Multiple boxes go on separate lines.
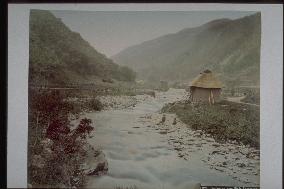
top-left (172, 118), bottom-right (177, 125)
top-left (205, 138), bottom-right (215, 142)
top-left (174, 147), bottom-right (183, 151)
top-left (81, 144), bottom-right (108, 177)
top-left (159, 131), bottom-right (167, 135)
top-left (212, 143), bottom-right (220, 147)
top-left (87, 162), bottom-right (108, 176)
top-left (236, 163), bottom-right (246, 168)
top-left (211, 150), bottom-right (221, 155)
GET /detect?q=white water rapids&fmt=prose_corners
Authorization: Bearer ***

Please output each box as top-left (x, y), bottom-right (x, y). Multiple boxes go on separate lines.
top-left (84, 89), bottom-right (259, 189)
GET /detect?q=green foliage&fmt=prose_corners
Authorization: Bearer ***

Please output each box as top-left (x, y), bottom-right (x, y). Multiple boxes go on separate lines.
top-left (87, 98), bottom-right (104, 111)
top-left (162, 100), bottom-right (260, 148)
top-left (29, 10), bottom-right (136, 86)
top-left (70, 97), bottom-right (104, 112)
top-left (118, 66), bottom-right (137, 81)
top-left (76, 118), bottom-right (93, 132)
top-left (28, 89), bottom-right (95, 187)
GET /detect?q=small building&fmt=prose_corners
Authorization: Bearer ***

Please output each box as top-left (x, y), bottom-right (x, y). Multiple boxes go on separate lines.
top-left (189, 69), bottom-right (222, 104)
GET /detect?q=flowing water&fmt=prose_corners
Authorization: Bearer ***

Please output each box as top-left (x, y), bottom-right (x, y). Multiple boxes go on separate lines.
top-left (85, 89), bottom-right (250, 189)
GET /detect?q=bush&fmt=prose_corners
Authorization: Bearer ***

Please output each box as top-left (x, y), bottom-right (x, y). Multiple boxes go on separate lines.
top-left (28, 89), bottom-right (95, 188)
top-left (102, 78), bottom-right (114, 83)
top-left (73, 118), bottom-right (94, 139)
top-left (86, 98), bottom-right (103, 111)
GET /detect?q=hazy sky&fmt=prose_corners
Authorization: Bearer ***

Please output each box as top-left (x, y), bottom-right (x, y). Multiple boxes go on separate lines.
top-left (52, 11), bottom-right (255, 57)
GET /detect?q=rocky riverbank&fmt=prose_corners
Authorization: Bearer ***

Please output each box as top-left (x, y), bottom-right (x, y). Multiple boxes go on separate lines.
top-left (98, 94), bottom-right (154, 110)
top-left (138, 113), bottom-right (260, 186)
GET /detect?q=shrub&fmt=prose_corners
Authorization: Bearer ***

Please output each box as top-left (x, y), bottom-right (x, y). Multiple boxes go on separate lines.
top-left (73, 118), bottom-right (94, 139)
top-left (88, 98), bottom-right (103, 111)
top-left (28, 89), bottom-right (95, 188)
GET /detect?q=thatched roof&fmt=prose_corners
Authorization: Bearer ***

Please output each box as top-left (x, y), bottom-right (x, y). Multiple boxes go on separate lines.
top-left (190, 69), bottom-right (222, 89)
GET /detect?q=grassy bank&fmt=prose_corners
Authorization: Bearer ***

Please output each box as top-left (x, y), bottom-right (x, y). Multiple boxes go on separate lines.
top-left (162, 100), bottom-right (260, 148)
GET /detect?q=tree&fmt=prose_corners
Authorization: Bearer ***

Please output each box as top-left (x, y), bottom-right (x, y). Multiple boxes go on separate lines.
top-left (29, 89), bottom-right (73, 146)
top-left (119, 66), bottom-right (136, 81)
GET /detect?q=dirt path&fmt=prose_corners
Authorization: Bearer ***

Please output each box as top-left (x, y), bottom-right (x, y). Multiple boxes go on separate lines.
top-left (226, 96), bottom-right (260, 107)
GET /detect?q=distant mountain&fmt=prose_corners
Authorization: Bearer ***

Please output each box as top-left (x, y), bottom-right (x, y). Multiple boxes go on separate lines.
top-left (113, 13), bottom-right (261, 86)
top-left (29, 10), bottom-right (136, 86)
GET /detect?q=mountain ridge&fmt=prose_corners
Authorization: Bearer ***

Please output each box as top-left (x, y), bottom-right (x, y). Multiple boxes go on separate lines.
top-left (29, 10), bottom-right (136, 86)
top-left (112, 13), bottom-right (261, 86)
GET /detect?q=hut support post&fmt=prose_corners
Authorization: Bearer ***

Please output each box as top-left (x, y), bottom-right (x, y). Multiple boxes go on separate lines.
top-left (211, 90), bottom-right (215, 104)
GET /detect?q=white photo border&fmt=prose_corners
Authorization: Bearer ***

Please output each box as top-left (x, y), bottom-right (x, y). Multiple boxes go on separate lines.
top-left (8, 3), bottom-right (283, 188)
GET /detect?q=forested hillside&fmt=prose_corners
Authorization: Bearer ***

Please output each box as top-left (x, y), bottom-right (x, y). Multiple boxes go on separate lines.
top-left (29, 10), bottom-right (136, 86)
top-left (113, 13), bottom-right (261, 86)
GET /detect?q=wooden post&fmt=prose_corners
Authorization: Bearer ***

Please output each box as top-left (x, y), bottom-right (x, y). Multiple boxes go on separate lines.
top-left (208, 91), bottom-right (211, 105)
top-left (211, 90), bottom-right (215, 104)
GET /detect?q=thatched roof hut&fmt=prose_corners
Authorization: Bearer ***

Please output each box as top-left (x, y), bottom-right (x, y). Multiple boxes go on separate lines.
top-left (189, 70), bottom-right (222, 104)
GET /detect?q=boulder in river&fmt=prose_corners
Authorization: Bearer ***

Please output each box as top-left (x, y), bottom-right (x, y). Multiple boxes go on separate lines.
top-left (81, 145), bottom-right (108, 177)
top-left (161, 114), bottom-right (166, 123)
top-left (159, 131), bottom-right (168, 135)
top-left (212, 143), bottom-right (220, 147)
top-left (172, 118), bottom-right (177, 125)
top-left (87, 162), bottom-right (108, 176)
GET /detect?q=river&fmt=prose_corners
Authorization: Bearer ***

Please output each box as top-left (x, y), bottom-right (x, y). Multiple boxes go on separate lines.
top-left (84, 89), bottom-right (258, 189)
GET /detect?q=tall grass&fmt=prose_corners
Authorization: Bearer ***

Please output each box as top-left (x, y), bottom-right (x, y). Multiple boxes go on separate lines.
top-left (162, 100), bottom-right (260, 148)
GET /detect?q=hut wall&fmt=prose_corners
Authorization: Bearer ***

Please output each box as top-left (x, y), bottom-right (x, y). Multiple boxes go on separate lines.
top-left (191, 87), bottom-right (221, 102)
